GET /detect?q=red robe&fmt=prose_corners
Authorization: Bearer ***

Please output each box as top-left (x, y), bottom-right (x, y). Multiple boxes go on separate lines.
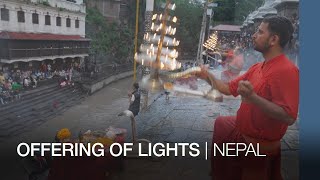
top-left (212, 54), bottom-right (299, 180)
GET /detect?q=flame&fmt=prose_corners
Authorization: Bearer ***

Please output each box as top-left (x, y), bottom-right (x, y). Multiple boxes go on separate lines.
top-left (134, 53), bottom-right (138, 60)
top-left (172, 28), bottom-right (176, 35)
top-left (172, 16), bottom-right (177, 23)
top-left (152, 14), bottom-right (157, 21)
top-left (171, 4), bottom-right (176, 10)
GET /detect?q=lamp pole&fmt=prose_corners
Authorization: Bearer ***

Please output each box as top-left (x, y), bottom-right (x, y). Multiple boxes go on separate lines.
top-left (196, 0), bottom-right (209, 65)
top-left (133, 0), bottom-right (140, 81)
top-left (140, 0), bottom-right (154, 111)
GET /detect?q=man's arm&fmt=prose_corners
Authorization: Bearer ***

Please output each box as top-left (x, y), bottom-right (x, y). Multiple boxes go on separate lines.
top-left (238, 81), bottom-right (295, 125)
top-left (206, 72), bottom-right (231, 95)
top-left (129, 94), bottom-right (135, 105)
top-left (250, 94), bottom-right (295, 125)
top-left (197, 65), bottom-right (231, 95)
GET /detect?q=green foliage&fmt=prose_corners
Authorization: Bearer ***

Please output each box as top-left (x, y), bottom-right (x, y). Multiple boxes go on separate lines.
top-left (213, 0), bottom-right (236, 23)
top-left (212, 0), bottom-right (264, 25)
top-left (154, 0), bottom-right (203, 56)
top-left (86, 8), bottom-right (135, 63)
top-left (41, 0), bottom-right (50, 6)
top-left (234, 0), bottom-right (264, 24)
top-left (174, 1), bottom-right (203, 55)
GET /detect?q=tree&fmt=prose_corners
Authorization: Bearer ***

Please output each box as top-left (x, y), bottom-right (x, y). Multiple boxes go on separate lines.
top-left (212, 0), bottom-right (264, 25)
top-left (234, 0), bottom-right (264, 24)
top-left (154, 0), bottom-right (203, 57)
top-left (213, 0), bottom-right (236, 24)
top-left (85, 6), bottom-right (143, 64)
top-left (84, 0), bottom-right (147, 64)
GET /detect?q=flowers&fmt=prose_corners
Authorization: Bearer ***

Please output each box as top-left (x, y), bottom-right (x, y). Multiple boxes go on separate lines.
top-left (94, 137), bottom-right (114, 146)
top-left (56, 128), bottom-right (71, 141)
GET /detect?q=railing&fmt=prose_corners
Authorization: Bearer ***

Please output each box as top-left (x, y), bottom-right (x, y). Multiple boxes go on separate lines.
top-left (1, 47), bottom-right (89, 59)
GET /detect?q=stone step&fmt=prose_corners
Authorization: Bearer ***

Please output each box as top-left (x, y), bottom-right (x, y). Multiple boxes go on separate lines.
top-left (0, 87), bottom-right (76, 127)
top-left (0, 90), bottom-right (85, 138)
top-left (0, 84), bottom-right (58, 112)
top-left (0, 87), bottom-right (70, 120)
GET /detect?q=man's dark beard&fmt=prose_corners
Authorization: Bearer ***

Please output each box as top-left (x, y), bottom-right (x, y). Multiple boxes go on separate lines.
top-left (254, 37), bottom-right (271, 53)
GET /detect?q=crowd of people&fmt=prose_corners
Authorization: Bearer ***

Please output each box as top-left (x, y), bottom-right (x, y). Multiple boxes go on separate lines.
top-left (194, 14), bottom-right (300, 85)
top-left (0, 62), bottom-right (82, 105)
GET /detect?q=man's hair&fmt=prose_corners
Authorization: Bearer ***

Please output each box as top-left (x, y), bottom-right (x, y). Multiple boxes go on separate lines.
top-left (262, 16), bottom-right (294, 48)
top-left (133, 82), bottom-right (139, 89)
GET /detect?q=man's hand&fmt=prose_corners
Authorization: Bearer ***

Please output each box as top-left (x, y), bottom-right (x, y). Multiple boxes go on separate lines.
top-left (236, 80), bottom-right (296, 125)
top-left (194, 64), bottom-right (211, 81)
top-left (237, 80), bottom-right (256, 102)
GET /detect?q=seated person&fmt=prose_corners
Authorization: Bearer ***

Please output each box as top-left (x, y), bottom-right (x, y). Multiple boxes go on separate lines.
top-left (30, 76), bottom-right (37, 88)
top-left (0, 72), bottom-right (5, 85)
top-left (23, 78), bottom-right (30, 88)
top-left (13, 89), bottom-right (21, 100)
top-left (4, 80), bottom-right (12, 90)
top-left (0, 85), bottom-right (5, 105)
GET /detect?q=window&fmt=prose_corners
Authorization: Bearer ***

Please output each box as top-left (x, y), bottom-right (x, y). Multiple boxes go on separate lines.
top-left (17, 10), bottom-right (25, 22)
top-left (66, 18), bottom-right (71, 27)
top-left (1, 8), bottom-right (9, 21)
top-left (45, 15), bottom-right (51, 25)
top-left (32, 13), bottom-right (39, 24)
top-left (75, 19), bottom-right (79, 28)
top-left (56, 17), bottom-right (61, 26)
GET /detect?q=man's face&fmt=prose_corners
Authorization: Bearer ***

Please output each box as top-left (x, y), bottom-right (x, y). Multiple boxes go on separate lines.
top-left (252, 22), bottom-right (273, 53)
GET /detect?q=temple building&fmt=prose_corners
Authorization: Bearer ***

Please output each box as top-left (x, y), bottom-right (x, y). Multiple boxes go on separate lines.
top-left (0, 0), bottom-right (90, 72)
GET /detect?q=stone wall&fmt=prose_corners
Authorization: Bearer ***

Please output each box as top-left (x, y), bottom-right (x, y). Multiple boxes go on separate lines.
top-left (83, 70), bottom-right (133, 94)
top-left (275, 2), bottom-right (299, 19)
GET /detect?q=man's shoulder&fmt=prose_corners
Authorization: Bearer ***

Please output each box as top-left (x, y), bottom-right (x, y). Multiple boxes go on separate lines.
top-left (276, 56), bottom-right (299, 73)
top-left (247, 62), bottom-right (262, 72)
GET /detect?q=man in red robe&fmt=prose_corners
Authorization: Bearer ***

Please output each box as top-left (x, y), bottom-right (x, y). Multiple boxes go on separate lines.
top-left (197, 16), bottom-right (299, 180)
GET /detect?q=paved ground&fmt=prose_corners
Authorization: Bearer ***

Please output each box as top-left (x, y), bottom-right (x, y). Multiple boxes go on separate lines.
top-left (0, 75), bottom-right (299, 180)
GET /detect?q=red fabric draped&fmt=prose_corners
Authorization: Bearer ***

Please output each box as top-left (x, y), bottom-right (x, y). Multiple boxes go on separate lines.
top-left (211, 116), bottom-right (283, 180)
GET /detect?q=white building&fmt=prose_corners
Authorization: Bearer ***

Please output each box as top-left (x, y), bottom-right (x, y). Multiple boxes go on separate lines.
top-left (0, 0), bottom-right (90, 72)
